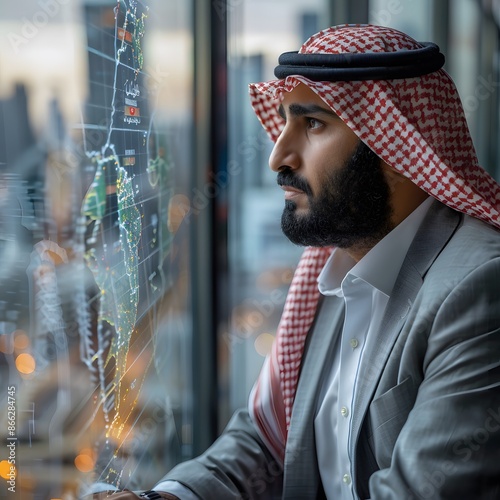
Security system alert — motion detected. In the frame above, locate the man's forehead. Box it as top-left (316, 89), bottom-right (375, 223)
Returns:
top-left (277, 84), bottom-right (338, 116)
top-left (277, 102), bottom-right (340, 120)
top-left (280, 83), bottom-right (331, 110)
top-left (279, 82), bottom-right (323, 101)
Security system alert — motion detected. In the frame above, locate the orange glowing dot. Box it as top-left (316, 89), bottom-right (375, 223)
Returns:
top-left (168, 194), bottom-right (191, 233)
top-left (254, 333), bottom-right (275, 357)
top-left (0, 460), bottom-right (15, 480)
top-left (0, 335), bottom-right (14, 355)
top-left (74, 451), bottom-right (94, 473)
top-left (15, 353), bottom-right (36, 374)
top-left (14, 331), bottom-right (30, 350)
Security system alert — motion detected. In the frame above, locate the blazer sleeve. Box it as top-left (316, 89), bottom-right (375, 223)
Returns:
top-left (159, 409), bottom-right (283, 500)
top-left (367, 258), bottom-right (500, 499)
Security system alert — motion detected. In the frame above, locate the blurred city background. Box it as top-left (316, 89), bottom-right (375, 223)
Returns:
top-left (0, 0), bottom-right (499, 498)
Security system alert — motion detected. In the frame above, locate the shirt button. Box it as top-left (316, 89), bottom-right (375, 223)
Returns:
top-left (350, 338), bottom-right (359, 349)
top-left (341, 406), bottom-right (349, 418)
top-left (343, 473), bottom-right (351, 484)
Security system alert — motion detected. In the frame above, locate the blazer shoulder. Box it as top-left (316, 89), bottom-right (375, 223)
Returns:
top-left (442, 214), bottom-right (500, 265)
top-left (416, 214), bottom-right (500, 305)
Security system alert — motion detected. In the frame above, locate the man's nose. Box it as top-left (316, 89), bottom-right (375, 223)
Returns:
top-left (268, 126), bottom-right (300, 173)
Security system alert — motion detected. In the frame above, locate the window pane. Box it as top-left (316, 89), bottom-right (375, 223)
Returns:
top-left (225, 0), bottom-right (332, 413)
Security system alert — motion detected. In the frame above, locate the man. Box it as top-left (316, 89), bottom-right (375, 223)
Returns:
top-left (95, 24), bottom-right (500, 499)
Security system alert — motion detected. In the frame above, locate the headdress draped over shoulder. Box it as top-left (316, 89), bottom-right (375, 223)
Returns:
top-left (248, 24), bottom-right (500, 462)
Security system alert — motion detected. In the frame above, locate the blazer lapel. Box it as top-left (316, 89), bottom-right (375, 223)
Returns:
top-left (350, 201), bottom-right (462, 454)
top-left (283, 294), bottom-right (345, 499)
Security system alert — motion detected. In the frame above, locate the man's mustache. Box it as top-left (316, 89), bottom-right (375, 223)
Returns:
top-left (277, 169), bottom-right (313, 196)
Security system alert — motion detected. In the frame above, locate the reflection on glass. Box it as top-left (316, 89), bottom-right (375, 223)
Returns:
top-left (0, 1), bottom-right (193, 498)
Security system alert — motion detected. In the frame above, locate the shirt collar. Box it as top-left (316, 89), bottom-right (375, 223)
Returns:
top-left (318, 196), bottom-right (434, 297)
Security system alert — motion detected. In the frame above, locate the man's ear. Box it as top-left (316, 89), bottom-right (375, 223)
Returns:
top-left (380, 160), bottom-right (429, 225)
top-left (380, 160), bottom-right (408, 195)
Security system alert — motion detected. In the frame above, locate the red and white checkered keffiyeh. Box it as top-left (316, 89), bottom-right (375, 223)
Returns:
top-left (248, 24), bottom-right (500, 462)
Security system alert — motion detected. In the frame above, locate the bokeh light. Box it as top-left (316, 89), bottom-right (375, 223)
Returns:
top-left (0, 460), bottom-right (15, 480)
top-left (15, 353), bottom-right (36, 374)
top-left (0, 334), bottom-right (14, 355)
top-left (13, 330), bottom-right (30, 350)
top-left (168, 194), bottom-right (190, 233)
top-left (74, 449), bottom-right (95, 473)
top-left (254, 332), bottom-right (275, 357)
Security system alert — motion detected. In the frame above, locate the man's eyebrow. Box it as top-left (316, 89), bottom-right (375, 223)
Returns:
top-left (278, 103), bottom-right (339, 120)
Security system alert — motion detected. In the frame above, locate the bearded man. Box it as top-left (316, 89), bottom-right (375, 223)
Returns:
top-left (95, 24), bottom-right (500, 500)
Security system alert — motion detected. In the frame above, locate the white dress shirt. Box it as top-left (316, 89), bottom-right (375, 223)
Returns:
top-left (157, 197), bottom-right (434, 499)
top-left (315, 196), bottom-right (433, 499)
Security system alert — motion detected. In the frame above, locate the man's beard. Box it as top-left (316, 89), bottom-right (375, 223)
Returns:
top-left (279, 141), bottom-right (394, 248)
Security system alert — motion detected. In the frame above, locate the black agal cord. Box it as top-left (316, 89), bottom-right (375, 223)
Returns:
top-left (274, 42), bottom-right (445, 81)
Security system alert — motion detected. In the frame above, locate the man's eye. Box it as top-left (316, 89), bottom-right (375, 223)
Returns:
top-left (307, 118), bottom-right (322, 129)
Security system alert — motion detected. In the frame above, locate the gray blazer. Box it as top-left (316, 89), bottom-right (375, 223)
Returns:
top-left (163, 201), bottom-right (500, 499)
